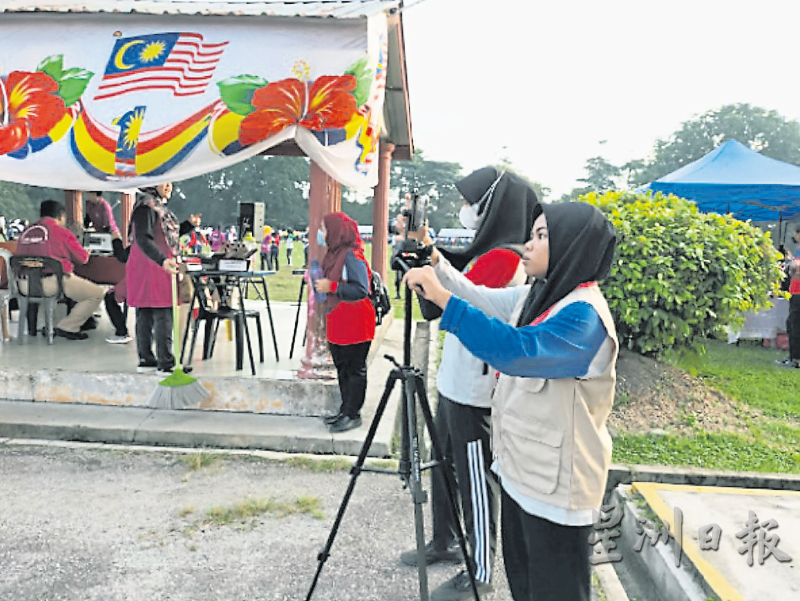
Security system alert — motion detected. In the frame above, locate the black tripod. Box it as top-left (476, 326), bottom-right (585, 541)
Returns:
top-left (305, 280), bottom-right (482, 601)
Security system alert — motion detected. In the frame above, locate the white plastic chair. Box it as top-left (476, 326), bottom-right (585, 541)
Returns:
top-left (0, 248), bottom-right (14, 341)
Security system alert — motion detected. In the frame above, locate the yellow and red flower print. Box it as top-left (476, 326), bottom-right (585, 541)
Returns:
top-left (0, 71), bottom-right (67, 155)
top-left (238, 75), bottom-right (357, 145)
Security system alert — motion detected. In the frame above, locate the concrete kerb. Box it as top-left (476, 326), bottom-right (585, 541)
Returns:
top-left (611, 485), bottom-right (714, 601)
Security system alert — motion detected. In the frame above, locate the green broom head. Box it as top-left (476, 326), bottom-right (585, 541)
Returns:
top-left (157, 368), bottom-right (198, 387)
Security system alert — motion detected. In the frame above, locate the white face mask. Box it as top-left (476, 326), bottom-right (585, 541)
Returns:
top-left (458, 170), bottom-right (505, 231)
top-left (459, 204), bottom-right (482, 230)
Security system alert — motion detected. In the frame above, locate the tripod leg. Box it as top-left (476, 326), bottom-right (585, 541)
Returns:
top-left (305, 369), bottom-right (400, 601)
top-left (414, 373), bottom-right (483, 601)
top-left (404, 375), bottom-right (431, 601)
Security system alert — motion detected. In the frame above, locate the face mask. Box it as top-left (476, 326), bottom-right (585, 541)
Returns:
top-left (459, 204), bottom-right (482, 230)
top-left (317, 229), bottom-right (327, 246)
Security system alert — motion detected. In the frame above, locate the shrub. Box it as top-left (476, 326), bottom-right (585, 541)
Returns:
top-left (578, 190), bottom-right (783, 356)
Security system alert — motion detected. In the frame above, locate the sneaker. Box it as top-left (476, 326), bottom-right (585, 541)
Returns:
top-left (106, 334), bottom-right (132, 344)
top-left (54, 328), bottom-right (88, 341)
top-left (775, 358), bottom-right (800, 369)
top-left (136, 362), bottom-right (158, 373)
top-left (328, 415), bottom-right (362, 433)
top-left (400, 541), bottom-right (464, 567)
top-left (431, 570), bottom-right (492, 601)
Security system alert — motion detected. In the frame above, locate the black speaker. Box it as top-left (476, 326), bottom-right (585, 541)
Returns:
top-left (238, 202), bottom-right (264, 239)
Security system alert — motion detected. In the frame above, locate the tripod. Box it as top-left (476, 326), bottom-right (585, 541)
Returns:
top-left (305, 282), bottom-right (482, 601)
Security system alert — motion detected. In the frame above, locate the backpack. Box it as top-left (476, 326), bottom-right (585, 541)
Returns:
top-left (369, 270), bottom-right (392, 325)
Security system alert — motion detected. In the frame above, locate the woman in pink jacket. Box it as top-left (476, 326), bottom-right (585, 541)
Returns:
top-left (127, 183), bottom-right (180, 374)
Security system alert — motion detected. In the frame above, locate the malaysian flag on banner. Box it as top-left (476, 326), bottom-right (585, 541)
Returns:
top-left (94, 32), bottom-right (228, 101)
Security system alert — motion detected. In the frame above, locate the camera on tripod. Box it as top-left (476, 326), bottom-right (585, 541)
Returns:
top-left (392, 190), bottom-right (432, 273)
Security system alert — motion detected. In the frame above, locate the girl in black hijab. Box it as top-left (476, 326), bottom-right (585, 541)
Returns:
top-left (404, 202), bottom-right (618, 601)
top-left (440, 166), bottom-right (540, 272)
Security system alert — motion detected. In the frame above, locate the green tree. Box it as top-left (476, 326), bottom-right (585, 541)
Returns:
top-left (628, 104), bottom-right (800, 186)
top-left (0, 182), bottom-right (64, 222)
top-left (389, 149), bottom-right (464, 231)
top-left (577, 156), bottom-right (621, 192)
top-left (174, 156), bottom-right (311, 230)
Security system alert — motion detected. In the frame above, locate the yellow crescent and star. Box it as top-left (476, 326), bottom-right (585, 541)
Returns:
top-left (113, 40), bottom-right (144, 70)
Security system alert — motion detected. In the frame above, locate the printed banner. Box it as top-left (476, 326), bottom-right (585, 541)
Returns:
top-left (0, 14), bottom-right (388, 190)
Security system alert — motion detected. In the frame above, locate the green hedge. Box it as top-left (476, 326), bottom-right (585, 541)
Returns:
top-left (578, 190), bottom-right (783, 356)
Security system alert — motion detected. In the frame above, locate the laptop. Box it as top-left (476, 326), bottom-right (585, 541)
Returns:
top-left (83, 231), bottom-right (114, 254)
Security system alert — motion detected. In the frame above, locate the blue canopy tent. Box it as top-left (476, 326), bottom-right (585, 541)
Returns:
top-left (648, 140), bottom-right (800, 229)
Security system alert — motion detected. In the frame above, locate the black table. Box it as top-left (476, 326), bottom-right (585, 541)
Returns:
top-left (181, 269), bottom-right (279, 374)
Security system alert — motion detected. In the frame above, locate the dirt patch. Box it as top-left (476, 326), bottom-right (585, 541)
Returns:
top-left (609, 348), bottom-right (757, 436)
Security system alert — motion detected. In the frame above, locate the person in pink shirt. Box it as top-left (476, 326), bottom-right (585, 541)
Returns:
top-left (778, 225), bottom-right (800, 369)
top-left (14, 200), bottom-right (104, 341)
top-left (83, 191), bottom-right (120, 234)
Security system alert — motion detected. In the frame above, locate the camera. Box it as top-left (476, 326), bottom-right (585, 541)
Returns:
top-left (402, 190), bottom-right (428, 234)
top-left (392, 190), bottom-right (432, 273)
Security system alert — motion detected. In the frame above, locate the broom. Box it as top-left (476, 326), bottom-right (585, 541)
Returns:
top-left (148, 275), bottom-right (211, 409)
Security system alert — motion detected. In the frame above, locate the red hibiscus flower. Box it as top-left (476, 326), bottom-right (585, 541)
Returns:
top-left (0, 71), bottom-right (67, 155)
top-left (238, 75), bottom-right (357, 145)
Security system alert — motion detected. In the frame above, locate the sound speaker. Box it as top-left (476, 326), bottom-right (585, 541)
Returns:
top-left (238, 202), bottom-right (264, 239)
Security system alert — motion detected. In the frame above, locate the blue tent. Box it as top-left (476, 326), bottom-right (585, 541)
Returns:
top-left (648, 139), bottom-right (800, 222)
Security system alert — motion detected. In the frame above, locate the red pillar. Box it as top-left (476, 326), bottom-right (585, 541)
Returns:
top-left (120, 191), bottom-right (135, 243)
top-left (64, 190), bottom-right (82, 230)
top-left (371, 142), bottom-right (394, 282)
top-left (298, 162), bottom-right (342, 379)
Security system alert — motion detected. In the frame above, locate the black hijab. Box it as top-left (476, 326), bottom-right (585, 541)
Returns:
top-left (439, 166), bottom-right (540, 271)
top-left (516, 202), bottom-right (616, 327)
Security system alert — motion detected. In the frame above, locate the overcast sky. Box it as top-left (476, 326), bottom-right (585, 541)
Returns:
top-left (401, 0), bottom-right (800, 198)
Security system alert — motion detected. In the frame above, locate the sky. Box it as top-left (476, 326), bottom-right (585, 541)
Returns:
top-left (401, 0), bottom-right (800, 199)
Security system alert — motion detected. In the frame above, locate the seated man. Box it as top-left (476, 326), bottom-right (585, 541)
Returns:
top-left (15, 200), bottom-right (104, 341)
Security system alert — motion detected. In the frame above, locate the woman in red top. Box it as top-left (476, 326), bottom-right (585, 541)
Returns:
top-left (314, 212), bottom-right (376, 433)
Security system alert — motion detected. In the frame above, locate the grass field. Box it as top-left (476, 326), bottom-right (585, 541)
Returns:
top-left (613, 339), bottom-right (800, 473)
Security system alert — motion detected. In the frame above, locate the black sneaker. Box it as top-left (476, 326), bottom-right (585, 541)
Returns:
top-left (136, 362), bottom-right (158, 374)
top-left (54, 328), bottom-right (88, 341)
top-left (400, 541), bottom-right (464, 567)
top-left (776, 358), bottom-right (800, 369)
top-left (328, 415), bottom-right (362, 433)
top-left (431, 570), bottom-right (492, 601)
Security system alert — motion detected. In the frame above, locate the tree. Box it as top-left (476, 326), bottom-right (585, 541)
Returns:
top-left (577, 156), bottom-right (621, 192)
top-left (0, 182), bottom-right (64, 222)
top-left (628, 104), bottom-right (800, 186)
top-left (388, 149), bottom-right (464, 231)
top-left (174, 155), bottom-right (311, 230)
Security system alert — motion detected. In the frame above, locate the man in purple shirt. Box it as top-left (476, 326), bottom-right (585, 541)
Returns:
top-left (84, 191), bottom-right (120, 234)
top-left (15, 200), bottom-right (104, 341)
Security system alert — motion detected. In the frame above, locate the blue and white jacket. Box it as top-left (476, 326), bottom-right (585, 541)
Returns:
top-left (434, 256), bottom-right (618, 526)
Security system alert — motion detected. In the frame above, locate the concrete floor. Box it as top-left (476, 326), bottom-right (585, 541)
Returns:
top-left (1, 297), bottom-right (306, 380)
top-left (0, 296), bottom-right (361, 416)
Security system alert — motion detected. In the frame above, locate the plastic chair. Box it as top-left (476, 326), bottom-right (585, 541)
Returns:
top-left (0, 248), bottom-right (15, 341)
top-left (9, 255), bottom-right (66, 345)
top-left (181, 275), bottom-right (263, 374)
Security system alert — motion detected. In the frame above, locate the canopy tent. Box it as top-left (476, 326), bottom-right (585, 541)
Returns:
top-left (647, 139), bottom-right (800, 222)
top-left (0, 0), bottom-right (412, 191)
